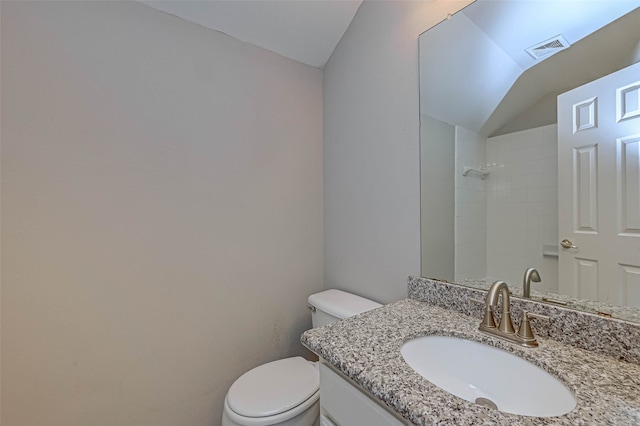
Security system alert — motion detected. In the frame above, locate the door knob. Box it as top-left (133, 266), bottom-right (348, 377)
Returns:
top-left (560, 239), bottom-right (578, 249)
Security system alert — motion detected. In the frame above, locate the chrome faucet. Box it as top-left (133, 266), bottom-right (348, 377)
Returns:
top-left (478, 280), bottom-right (549, 348)
top-left (523, 268), bottom-right (541, 298)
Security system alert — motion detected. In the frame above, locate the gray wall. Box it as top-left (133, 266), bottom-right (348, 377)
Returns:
top-left (1, 2), bottom-right (323, 425)
top-left (323, 0), bottom-right (471, 303)
top-left (420, 115), bottom-right (454, 282)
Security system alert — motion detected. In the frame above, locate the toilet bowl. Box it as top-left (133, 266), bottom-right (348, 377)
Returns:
top-left (222, 357), bottom-right (320, 426)
top-left (222, 290), bottom-right (381, 426)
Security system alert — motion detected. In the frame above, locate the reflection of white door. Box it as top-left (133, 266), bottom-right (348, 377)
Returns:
top-left (558, 62), bottom-right (640, 307)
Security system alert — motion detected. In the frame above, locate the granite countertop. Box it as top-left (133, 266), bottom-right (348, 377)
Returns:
top-left (301, 299), bottom-right (640, 425)
top-left (459, 278), bottom-right (640, 324)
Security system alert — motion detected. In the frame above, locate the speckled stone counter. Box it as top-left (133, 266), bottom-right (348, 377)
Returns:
top-left (458, 277), bottom-right (640, 324)
top-left (301, 298), bottom-right (640, 425)
top-left (409, 276), bottom-right (640, 364)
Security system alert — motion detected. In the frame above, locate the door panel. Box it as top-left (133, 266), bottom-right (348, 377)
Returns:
top-left (574, 144), bottom-right (598, 233)
top-left (574, 257), bottom-right (598, 300)
top-left (617, 135), bottom-right (640, 234)
top-left (558, 62), bottom-right (640, 307)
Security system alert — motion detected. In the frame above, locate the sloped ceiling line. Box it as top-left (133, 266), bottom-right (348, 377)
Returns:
top-left (139, 0), bottom-right (363, 68)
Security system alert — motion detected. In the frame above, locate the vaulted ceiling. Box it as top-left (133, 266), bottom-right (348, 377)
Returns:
top-left (420, 0), bottom-right (640, 136)
top-left (139, 0), bottom-right (640, 136)
top-left (140, 0), bottom-right (362, 68)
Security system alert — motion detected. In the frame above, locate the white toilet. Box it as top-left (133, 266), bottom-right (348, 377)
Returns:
top-left (222, 289), bottom-right (381, 426)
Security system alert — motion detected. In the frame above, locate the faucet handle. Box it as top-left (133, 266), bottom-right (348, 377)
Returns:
top-left (470, 297), bottom-right (499, 329)
top-left (528, 312), bottom-right (551, 322)
top-left (517, 311), bottom-right (536, 341)
top-left (517, 311), bottom-right (550, 346)
top-left (480, 305), bottom-right (497, 329)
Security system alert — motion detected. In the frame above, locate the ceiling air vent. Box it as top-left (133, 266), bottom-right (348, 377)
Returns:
top-left (525, 35), bottom-right (570, 60)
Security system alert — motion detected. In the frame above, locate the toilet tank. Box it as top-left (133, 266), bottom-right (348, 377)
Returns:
top-left (307, 289), bottom-right (382, 328)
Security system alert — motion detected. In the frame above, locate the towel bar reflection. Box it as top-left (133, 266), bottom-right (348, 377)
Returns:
top-left (462, 166), bottom-right (489, 179)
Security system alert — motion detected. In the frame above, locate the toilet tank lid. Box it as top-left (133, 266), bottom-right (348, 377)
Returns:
top-left (307, 289), bottom-right (382, 320)
top-left (227, 357), bottom-right (319, 418)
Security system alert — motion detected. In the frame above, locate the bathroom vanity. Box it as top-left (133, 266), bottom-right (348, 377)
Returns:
top-left (319, 363), bottom-right (407, 426)
top-left (301, 277), bottom-right (640, 425)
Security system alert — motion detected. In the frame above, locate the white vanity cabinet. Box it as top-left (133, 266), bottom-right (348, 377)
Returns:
top-left (319, 362), bottom-right (409, 426)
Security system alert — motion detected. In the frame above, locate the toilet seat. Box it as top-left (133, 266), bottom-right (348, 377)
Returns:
top-left (225, 357), bottom-right (320, 425)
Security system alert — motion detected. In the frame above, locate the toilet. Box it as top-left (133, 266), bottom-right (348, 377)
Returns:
top-left (222, 289), bottom-right (382, 426)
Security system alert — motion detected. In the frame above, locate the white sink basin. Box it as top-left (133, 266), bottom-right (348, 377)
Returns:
top-left (400, 335), bottom-right (576, 417)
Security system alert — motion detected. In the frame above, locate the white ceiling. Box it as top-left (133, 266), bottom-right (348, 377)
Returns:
top-left (140, 0), bottom-right (362, 68)
top-left (420, 0), bottom-right (640, 135)
top-left (463, 0), bottom-right (640, 71)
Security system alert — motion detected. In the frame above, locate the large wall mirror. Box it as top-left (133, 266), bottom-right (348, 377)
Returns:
top-left (419, 0), bottom-right (640, 322)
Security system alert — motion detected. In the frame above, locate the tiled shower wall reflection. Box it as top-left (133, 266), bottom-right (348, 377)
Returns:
top-left (485, 124), bottom-right (559, 292)
top-left (454, 126), bottom-right (487, 280)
